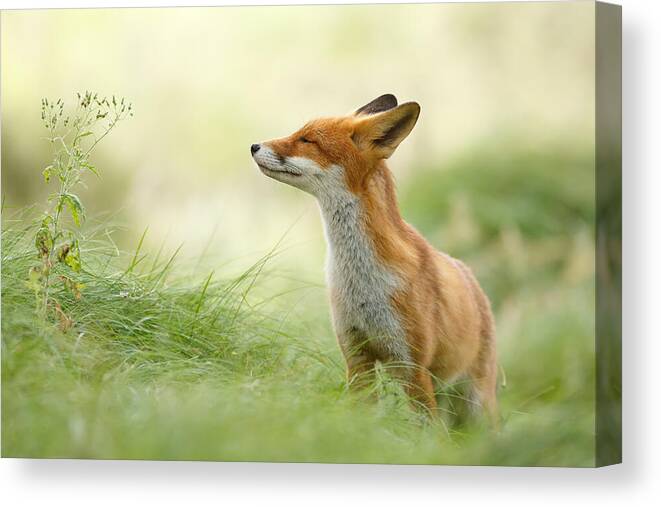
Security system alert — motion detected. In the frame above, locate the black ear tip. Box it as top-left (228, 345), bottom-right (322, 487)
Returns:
top-left (378, 94), bottom-right (398, 110)
top-left (355, 94), bottom-right (399, 115)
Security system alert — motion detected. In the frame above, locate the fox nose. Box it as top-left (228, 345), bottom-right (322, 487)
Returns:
top-left (251, 143), bottom-right (261, 155)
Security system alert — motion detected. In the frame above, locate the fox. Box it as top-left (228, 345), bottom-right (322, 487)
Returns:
top-left (251, 94), bottom-right (497, 422)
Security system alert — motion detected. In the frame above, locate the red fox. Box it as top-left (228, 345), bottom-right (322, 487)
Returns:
top-left (251, 94), bottom-right (497, 422)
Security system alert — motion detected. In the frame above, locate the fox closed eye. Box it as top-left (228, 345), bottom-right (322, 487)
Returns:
top-left (299, 136), bottom-right (315, 144)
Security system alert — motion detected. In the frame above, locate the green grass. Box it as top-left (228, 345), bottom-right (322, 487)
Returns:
top-left (2, 150), bottom-right (597, 466)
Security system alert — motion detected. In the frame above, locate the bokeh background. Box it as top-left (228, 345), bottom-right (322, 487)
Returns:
top-left (2, 3), bottom-right (594, 260)
top-left (2, 2), bottom-right (598, 465)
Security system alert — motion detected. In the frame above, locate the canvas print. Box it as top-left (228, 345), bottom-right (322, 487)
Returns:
top-left (1, 1), bottom-right (621, 466)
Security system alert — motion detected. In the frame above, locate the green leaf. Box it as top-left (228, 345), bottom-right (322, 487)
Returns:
top-left (56, 243), bottom-right (70, 263)
top-left (63, 240), bottom-right (81, 272)
top-left (59, 193), bottom-right (85, 227)
top-left (42, 165), bottom-right (53, 183)
top-left (81, 162), bottom-right (100, 177)
top-left (26, 266), bottom-right (43, 292)
top-left (35, 225), bottom-right (53, 257)
top-left (60, 275), bottom-right (84, 300)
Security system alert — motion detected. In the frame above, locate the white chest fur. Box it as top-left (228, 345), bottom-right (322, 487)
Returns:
top-left (316, 167), bottom-right (409, 363)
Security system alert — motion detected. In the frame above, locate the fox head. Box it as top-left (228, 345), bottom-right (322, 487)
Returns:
top-left (251, 94), bottom-right (420, 197)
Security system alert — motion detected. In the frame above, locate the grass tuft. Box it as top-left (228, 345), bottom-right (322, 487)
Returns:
top-left (2, 148), bottom-right (597, 465)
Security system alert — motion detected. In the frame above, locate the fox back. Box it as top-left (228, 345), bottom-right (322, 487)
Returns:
top-left (251, 94), bottom-right (498, 422)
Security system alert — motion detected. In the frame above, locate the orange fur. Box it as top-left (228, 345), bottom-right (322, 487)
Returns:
top-left (254, 95), bottom-right (498, 423)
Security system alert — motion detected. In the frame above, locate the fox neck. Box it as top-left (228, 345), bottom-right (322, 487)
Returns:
top-left (316, 161), bottom-right (409, 291)
top-left (316, 162), bottom-right (406, 264)
top-left (316, 162), bottom-right (409, 360)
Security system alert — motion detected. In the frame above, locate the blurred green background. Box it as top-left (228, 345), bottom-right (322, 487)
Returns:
top-left (2, 3), bottom-right (594, 263)
top-left (1, 2), bottom-right (598, 465)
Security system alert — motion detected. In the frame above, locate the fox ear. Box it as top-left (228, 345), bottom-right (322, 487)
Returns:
top-left (354, 94), bottom-right (398, 116)
top-left (352, 102), bottom-right (420, 159)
